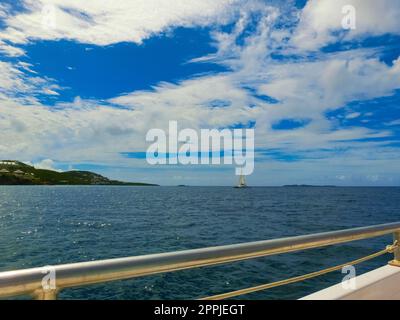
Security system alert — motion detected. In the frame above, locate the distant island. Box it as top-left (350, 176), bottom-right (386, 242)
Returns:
top-left (283, 184), bottom-right (337, 187)
top-left (0, 160), bottom-right (158, 186)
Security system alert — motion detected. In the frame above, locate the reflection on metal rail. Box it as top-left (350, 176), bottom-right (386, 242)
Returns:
top-left (1, 222), bottom-right (400, 300)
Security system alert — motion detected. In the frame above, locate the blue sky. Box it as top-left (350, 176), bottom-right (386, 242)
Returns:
top-left (0, 0), bottom-right (400, 186)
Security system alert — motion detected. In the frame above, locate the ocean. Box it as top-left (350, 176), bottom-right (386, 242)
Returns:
top-left (0, 186), bottom-right (399, 299)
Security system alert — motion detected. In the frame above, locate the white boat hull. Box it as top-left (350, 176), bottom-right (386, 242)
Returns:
top-left (301, 265), bottom-right (400, 300)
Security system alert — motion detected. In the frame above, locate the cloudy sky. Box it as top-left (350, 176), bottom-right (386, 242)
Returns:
top-left (0, 0), bottom-right (399, 186)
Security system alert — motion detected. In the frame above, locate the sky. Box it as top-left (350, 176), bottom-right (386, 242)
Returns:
top-left (0, 0), bottom-right (399, 186)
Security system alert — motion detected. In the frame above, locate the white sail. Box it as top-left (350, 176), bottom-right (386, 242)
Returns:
top-left (239, 174), bottom-right (246, 186)
top-left (236, 171), bottom-right (247, 188)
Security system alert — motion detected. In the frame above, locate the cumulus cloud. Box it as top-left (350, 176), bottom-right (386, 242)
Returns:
top-left (110, 75), bottom-right (259, 130)
top-left (292, 0), bottom-right (400, 51)
top-left (26, 158), bottom-right (62, 171)
top-left (0, 73), bottom-right (261, 163)
top-left (259, 51), bottom-right (400, 111)
top-left (0, 97), bottom-right (143, 162)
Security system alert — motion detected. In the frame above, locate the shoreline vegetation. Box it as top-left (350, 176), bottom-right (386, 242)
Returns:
top-left (0, 160), bottom-right (158, 186)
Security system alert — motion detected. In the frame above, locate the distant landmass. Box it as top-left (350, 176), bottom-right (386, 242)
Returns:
top-left (0, 160), bottom-right (158, 186)
top-left (283, 184), bottom-right (337, 187)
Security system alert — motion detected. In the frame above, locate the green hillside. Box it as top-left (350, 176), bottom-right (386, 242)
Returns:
top-left (0, 161), bottom-right (158, 186)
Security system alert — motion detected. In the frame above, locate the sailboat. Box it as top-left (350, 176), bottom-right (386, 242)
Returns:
top-left (234, 171), bottom-right (248, 188)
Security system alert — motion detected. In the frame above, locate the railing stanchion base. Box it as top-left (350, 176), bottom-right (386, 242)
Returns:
top-left (388, 232), bottom-right (400, 267)
top-left (32, 289), bottom-right (58, 300)
top-left (388, 260), bottom-right (400, 267)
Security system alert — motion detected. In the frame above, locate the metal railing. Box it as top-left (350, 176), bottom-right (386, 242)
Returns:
top-left (1, 222), bottom-right (400, 300)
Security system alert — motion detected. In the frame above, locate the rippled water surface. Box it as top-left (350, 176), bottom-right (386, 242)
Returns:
top-left (1, 186), bottom-right (399, 299)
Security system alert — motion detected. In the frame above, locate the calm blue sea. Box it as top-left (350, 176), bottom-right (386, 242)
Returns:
top-left (1, 186), bottom-right (399, 300)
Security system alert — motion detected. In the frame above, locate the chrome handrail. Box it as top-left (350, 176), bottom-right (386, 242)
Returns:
top-left (1, 222), bottom-right (400, 299)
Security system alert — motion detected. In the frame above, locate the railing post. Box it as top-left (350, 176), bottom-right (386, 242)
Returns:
top-left (389, 231), bottom-right (400, 267)
top-left (32, 289), bottom-right (58, 300)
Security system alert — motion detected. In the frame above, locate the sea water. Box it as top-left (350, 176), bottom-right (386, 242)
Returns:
top-left (0, 186), bottom-right (399, 299)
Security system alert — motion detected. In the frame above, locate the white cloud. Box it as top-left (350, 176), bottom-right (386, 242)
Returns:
top-left (1, 0), bottom-right (400, 185)
top-left (386, 119), bottom-right (400, 126)
top-left (0, 60), bottom-right (60, 98)
top-left (346, 112), bottom-right (361, 119)
top-left (292, 0), bottom-right (400, 51)
top-left (259, 51), bottom-right (400, 110)
top-left (26, 158), bottom-right (62, 172)
top-left (188, 5), bottom-right (400, 153)
top-left (110, 74), bottom-right (259, 131)
top-left (0, 41), bottom-right (25, 56)
top-left (0, 0), bottom-right (239, 56)
top-left (193, 1), bottom-right (280, 73)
